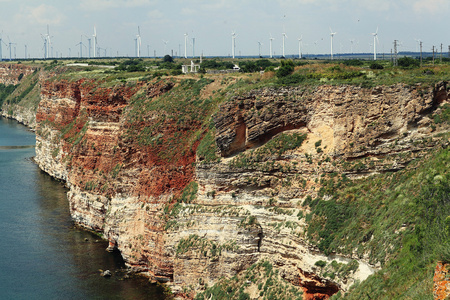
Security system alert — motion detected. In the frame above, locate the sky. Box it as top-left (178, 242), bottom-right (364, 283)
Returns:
top-left (0, 0), bottom-right (449, 59)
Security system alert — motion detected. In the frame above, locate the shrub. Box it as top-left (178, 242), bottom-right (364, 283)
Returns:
top-left (370, 62), bottom-right (384, 70)
top-left (276, 73), bottom-right (305, 85)
top-left (315, 260), bottom-right (327, 268)
top-left (276, 60), bottom-right (295, 77)
top-left (343, 59), bottom-right (364, 66)
top-left (163, 55), bottom-right (174, 63)
top-left (397, 56), bottom-right (420, 68)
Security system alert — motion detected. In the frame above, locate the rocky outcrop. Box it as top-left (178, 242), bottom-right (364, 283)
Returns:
top-left (0, 63), bottom-right (35, 85)
top-left (434, 262), bottom-right (450, 300)
top-left (215, 83), bottom-right (442, 159)
top-left (31, 74), bottom-right (449, 299)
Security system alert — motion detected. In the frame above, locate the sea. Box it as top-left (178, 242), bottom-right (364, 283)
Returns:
top-left (0, 117), bottom-right (165, 300)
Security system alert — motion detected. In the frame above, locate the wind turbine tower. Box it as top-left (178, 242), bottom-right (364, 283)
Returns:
top-left (298, 36), bottom-right (303, 59)
top-left (330, 28), bottom-right (337, 60)
top-left (136, 26), bottom-right (142, 58)
top-left (282, 30), bottom-right (288, 58)
top-left (93, 26), bottom-right (98, 58)
top-left (192, 37), bottom-right (195, 58)
top-left (231, 31), bottom-right (237, 59)
top-left (46, 25), bottom-right (52, 59)
top-left (7, 37), bottom-right (16, 61)
top-left (258, 41), bottom-right (262, 57)
top-left (184, 33), bottom-right (188, 58)
top-left (163, 40), bottom-right (169, 55)
top-left (372, 27), bottom-right (379, 60)
top-left (269, 34), bottom-right (274, 58)
top-left (75, 36), bottom-right (84, 58)
top-left (0, 36), bottom-right (5, 61)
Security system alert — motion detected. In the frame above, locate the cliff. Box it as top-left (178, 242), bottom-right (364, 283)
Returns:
top-left (0, 63), bottom-right (39, 128)
top-left (3, 63), bottom-right (449, 299)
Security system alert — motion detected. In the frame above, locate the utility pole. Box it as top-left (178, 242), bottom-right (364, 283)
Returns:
top-left (432, 46), bottom-right (435, 65)
top-left (393, 40), bottom-right (399, 66)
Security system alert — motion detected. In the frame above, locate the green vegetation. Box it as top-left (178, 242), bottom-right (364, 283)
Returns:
top-left (116, 59), bottom-right (146, 72)
top-left (196, 127), bottom-right (220, 163)
top-left (125, 77), bottom-right (223, 163)
top-left (306, 146), bottom-right (449, 299)
top-left (276, 59), bottom-right (295, 77)
top-left (1, 69), bottom-right (40, 113)
top-left (434, 103), bottom-right (450, 124)
top-left (176, 234), bottom-right (238, 257)
top-left (177, 181), bottom-right (198, 204)
top-left (229, 132), bottom-right (307, 169)
top-left (0, 84), bottom-right (17, 106)
top-left (194, 260), bottom-right (303, 300)
top-left (200, 59), bottom-right (235, 70)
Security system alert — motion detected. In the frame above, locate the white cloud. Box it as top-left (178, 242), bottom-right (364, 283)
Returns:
top-left (413, 0), bottom-right (450, 14)
top-left (147, 9), bottom-right (164, 19)
top-left (16, 4), bottom-right (65, 26)
top-left (181, 7), bottom-right (196, 16)
top-left (80, 0), bottom-right (156, 10)
top-left (352, 0), bottom-right (392, 12)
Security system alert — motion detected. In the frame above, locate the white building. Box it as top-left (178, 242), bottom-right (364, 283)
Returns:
top-left (182, 60), bottom-right (200, 73)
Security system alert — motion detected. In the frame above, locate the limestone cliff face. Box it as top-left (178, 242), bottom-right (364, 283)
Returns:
top-left (32, 75), bottom-right (449, 299)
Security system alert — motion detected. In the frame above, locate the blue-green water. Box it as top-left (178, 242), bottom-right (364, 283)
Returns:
top-left (0, 117), bottom-right (165, 300)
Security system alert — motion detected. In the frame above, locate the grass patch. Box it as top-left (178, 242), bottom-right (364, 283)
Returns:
top-left (194, 260), bottom-right (303, 300)
top-left (307, 146), bottom-right (449, 299)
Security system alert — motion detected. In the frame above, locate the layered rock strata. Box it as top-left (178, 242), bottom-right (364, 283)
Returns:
top-left (32, 76), bottom-right (449, 299)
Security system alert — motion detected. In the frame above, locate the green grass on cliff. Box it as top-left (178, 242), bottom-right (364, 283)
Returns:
top-left (194, 260), bottom-right (304, 300)
top-left (305, 146), bottom-right (450, 299)
top-left (125, 77), bottom-right (222, 163)
top-left (0, 69), bottom-right (40, 114)
top-left (0, 84), bottom-right (17, 107)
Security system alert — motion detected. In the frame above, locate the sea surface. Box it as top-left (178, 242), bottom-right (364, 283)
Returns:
top-left (0, 117), bottom-right (165, 300)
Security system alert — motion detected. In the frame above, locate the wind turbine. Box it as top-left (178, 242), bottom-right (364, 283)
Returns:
top-left (191, 36), bottom-right (196, 58)
top-left (163, 40), bottom-right (169, 55)
top-left (258, 41), bottom-right (263, 57)
top-left (136, 26), bottom-right (142, 58)
top-left (0, 34), bottom-right (6, 61)
top-left (231, 31), bottom-right (237, 59)
top-left (46, 25), bottom-right (52, 58)
top-left (282, 28), bottom-right (287, 58)
top-left (269, 33), bottom-right (274, 58)
top-left (75, 36), bottom-right (85, 58)
top-left (93, 26), bottom-right (98, 58)
top-left (414, 38), bottom-right (421, 53)
top-left (350, 39), bottom-right (355, 54)
top-left (7, 37), bottom-right (16, 61)
top-left (40, 26), bottom-right (51, 59)
top-left (330, 27), bottom-right (337, 60)
top-left (372, 27), bottom-right (379, 60)
top-left (184, 33), bottom-right (188, 58)
top-left (298, 36), bottom-right (303, 59)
